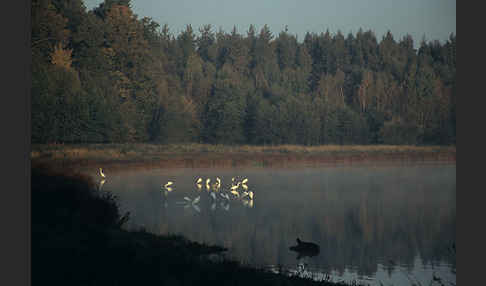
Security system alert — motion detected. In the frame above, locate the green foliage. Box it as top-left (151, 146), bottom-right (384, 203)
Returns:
top-left (31, 1), bottom-right (456, 146)
top-left (380, 117), bottom-right (419, 145)
top-left (203, 64), bottom-right (247, 144)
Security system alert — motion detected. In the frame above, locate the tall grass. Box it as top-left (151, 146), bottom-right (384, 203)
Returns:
top-left (32, 143), bottom-right (456, 160)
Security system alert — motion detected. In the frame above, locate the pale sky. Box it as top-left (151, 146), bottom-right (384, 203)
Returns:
top-left (83, 0), bottom-right (456, 47)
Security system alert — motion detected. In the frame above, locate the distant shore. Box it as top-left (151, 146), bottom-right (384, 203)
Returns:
top-left (31, 143), bottom-right (456, 172)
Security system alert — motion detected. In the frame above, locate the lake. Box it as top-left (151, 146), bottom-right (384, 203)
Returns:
top-left (98, 162), bottom-right (456, 286)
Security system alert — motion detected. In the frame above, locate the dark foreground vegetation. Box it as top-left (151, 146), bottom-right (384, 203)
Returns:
top-left (32, 0), bottom-right (455, 146)
top-left (32, 165), bottom-right (351, 286)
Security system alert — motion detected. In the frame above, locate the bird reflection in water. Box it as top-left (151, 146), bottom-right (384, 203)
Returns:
top-left (98, 179), bottom-right (106, 191)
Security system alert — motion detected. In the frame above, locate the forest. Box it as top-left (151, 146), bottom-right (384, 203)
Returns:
top-left (32, 0), bottom-right (456, 146)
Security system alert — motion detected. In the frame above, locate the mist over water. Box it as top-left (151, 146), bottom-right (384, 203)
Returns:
top-left (101, 163), bottom-right (456, 286)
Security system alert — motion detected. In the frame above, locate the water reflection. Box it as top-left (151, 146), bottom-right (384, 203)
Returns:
top-left (101, 164), bottom-right (456, 286)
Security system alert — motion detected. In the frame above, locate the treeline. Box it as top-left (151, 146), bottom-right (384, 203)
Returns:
top-left (32, 0), bottom-right (456, 145)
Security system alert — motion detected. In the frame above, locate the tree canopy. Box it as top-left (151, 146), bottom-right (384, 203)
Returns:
top-left (32, 0), bottom-right (456, 145)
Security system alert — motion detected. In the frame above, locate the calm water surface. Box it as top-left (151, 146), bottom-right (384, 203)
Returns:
top-left (99, 163), bottom-right (456, 286)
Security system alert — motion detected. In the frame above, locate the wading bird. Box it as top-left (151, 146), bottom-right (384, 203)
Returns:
top-left (165, 181), bottom-right (173, 188)
top-left (230, 182), bottom-right (241, 191)
top-left (206, 178), bottom-right (211, 190)
top-left (196, 177), bottom-right (203, 185)
top-left (230, 189), bottom-right (240, 198)
top-left (99, 168), bottom-right (106, 178)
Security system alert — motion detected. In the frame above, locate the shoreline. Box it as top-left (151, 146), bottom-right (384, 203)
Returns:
top-left (31, 143), bottom-right (456, 172)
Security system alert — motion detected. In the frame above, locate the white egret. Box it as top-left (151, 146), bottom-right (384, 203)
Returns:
top-left (99, 168), bottom-right (106, 178)
top-left (242, 178), bottom-right (248, 184)
top-left (196, 177), bottom-right (203, 184)
top-left (206, 178), bottom-right (211, 190)
top-left (165, 187), bottom-right (173, 193)
top-left (216, 177), bottom-right (221, 186)
top-left (165, 181), bottom-right (173, 188)
top-left (241, 184), bottom-right (248, 191)
top-left (249, 191), bottom-right (254, 200)
top-left (231, 182), bottom-right (241, 191)
top-left (230, 190), bottom-right (240, 198)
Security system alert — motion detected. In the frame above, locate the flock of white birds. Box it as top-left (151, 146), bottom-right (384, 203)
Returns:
top-left (164, 176), bottom-right (255, 212)
top-left (98, 168), bottom-right (254, 212)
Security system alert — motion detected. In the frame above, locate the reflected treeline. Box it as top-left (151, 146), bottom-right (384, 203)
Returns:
top-left (105, 165), bottom-right (456, 280)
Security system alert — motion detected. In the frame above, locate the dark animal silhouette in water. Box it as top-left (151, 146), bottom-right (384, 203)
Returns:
top-left (289, 238), bottom-right (320, 259)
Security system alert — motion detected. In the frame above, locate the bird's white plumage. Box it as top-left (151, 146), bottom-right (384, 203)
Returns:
top-left (99, 168), bottom-right (106, 178)
top-left (165, 181), bottom-right (173, 188)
